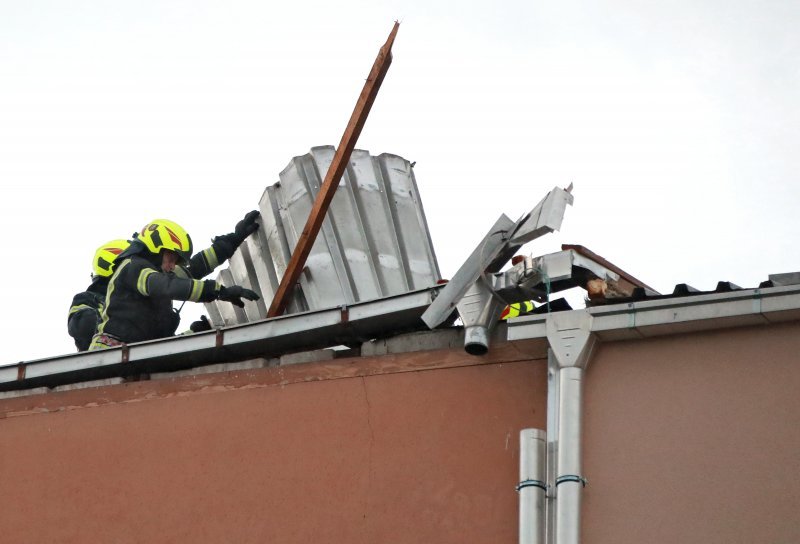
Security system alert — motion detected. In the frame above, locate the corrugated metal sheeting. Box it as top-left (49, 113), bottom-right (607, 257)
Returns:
top-left (206, 146), bottom-right (441, 326)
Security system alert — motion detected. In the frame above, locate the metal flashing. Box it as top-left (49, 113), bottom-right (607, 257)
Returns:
top-left (0, 366), bottom-right (18, 386)
top-left (1, 286), bottom-right (443, 393)
top-left (767, 271), bottom-right (800, 287)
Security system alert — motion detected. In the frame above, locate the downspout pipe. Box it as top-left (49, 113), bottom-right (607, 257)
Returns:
top-left (518, 429), bottom-right (547, 544)
top-left (554, 366), bottom-right (585, 544)
top-left (456, 279), bottom-right (506, 355)
top-left (545, 312), bottom-right (596, 544)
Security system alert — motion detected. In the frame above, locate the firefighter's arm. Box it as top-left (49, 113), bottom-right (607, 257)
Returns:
top-left (184, 210), bottom-right (260, 279)
top-left (137, 268), bottom-right (221, 303)
top-left (137, 268), bottom-right (260, 306)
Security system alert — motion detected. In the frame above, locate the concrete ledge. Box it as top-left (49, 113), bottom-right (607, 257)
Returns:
top-left (151, 358), bottom-right (276, 380)
top-left (0, 387), bottom-right (50, 400)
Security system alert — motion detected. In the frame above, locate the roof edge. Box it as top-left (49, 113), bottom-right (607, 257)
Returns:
top-left (508, 284), bottom-right (800, 342)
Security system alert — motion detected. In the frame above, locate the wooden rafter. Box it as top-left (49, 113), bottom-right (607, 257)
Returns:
top-left (267, 22), bottom-right (400, 317)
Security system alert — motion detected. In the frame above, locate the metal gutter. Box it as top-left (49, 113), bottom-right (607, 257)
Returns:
top-left (0, 286), bottom-right (443, 393)
top-left (507, 284), bottom-right (800, 343)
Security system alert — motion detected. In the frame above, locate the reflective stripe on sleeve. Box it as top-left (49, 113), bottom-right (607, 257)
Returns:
top-left (204, 247), bottom-right (219, 270)
top-left (189, 280), bottom-right (204, 302)
top-left (69, 304), bottom-right (94, 316)
top-left (137, 268), bottom-right (157, 296)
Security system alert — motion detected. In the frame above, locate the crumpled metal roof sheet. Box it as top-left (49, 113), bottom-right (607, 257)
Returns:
top-left (206, 146), bottom-right (441, 325)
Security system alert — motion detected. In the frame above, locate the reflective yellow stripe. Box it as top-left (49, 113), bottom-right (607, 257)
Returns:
top-left (137, 268), bottom-right (157, 296)
top-left (204, 247), bottom-right (219, 270)
top-left (502, 301), bottom-right (536, 320)
top-left (68, 304), bottom-right (93, 316)
top-left (88, 339), bottom-right (108, 351)
top-left (503, 304), bottom-right (521, 320)
top-left (96, 259), bottom-right (128, 335)
top-left (189, 280), bottom-right (204, 302)
top-left (88, 336), bottom-right (113, 351)
top-left (88, 334), bottom-right (105, 351)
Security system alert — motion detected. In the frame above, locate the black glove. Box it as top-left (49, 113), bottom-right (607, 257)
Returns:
top-left (189, 315), bottom-right (213, 333)
top-left (210, 211), bottom-right (261, 263)
top-left (233, 210), bottom-right (260, 245)
top-left (218, 285), bottom-right (260, 308)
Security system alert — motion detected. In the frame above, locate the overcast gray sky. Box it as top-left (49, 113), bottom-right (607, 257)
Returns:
top-left (2, 0), bottom-right (798, 364)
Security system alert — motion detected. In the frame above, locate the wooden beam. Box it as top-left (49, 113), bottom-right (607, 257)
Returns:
top-left (561, 244), bottom-right (660, 294)
top-left (267, 22), bottom-right (400, 317)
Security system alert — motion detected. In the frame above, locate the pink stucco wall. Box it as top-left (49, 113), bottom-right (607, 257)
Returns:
top-left (2, 322), bottom-right (799, 543)
top-left (583, 321), bottom-right (800, 543)
top-left (0, 345), bottom-right (547, 543)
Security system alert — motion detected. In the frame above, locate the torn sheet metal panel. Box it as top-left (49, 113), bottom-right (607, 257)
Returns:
top-left (228, 242), bottom-right (267, 321)
top-left (241, 228), bottom-right (281, 314)
top-left (279, 147), bottom-right (358, 309)
top-left (422, 214), bottom-right (517, 329)
top-left (450, 248), bottom-right (622, 355)
top-left (423, 185), bottom-right (574, 330)
top-left (377, 153), bottom-right (440, 290)
top-left (258, 185), bottom-right (309, 316)
top-left (509, 185), bottom-right (574, 245)
top-left (205, 146), bottom-right (440, 326)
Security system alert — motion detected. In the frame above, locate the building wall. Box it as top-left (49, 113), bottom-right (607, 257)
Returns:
top-left (583, 321), bottom-right (800, 544)
top-left (0, 342), bottom-right (547, 544)
top-left (3, 322), bottom-right (799, 543)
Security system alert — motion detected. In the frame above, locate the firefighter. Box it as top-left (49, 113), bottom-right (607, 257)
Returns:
top-left (89, 215), bottom-right (261, 350)
top-left (68, 211), bottom-right (261, 352)
top-left (67, 239), bottom-right (131, 351)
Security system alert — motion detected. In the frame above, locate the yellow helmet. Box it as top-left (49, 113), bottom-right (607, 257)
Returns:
top-left (92, 239), bottom-right (131, 278)
top-left (138, 219), bottom-right (193, 263)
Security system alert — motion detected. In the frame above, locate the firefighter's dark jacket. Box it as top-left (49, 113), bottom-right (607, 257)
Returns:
top-left (67, 276), bottom-right (109, 351)
top-left (90, 236), bottom-right (240, 345)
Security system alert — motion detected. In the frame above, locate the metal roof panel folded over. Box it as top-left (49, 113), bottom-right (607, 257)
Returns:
top-left (206, 146), bottom-right (441, 325)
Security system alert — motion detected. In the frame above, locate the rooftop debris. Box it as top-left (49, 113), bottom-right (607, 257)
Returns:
top-left (422, 185), bottom-right (575, 331)
top-left (205, 147), bottom-right (439, 327)
top-left (561, 244), bottom-right (659, 297)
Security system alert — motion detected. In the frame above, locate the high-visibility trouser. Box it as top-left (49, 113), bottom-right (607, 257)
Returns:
top-left (500, 300), bottom-right (535, 320)
top-left (89, 333), bottom-right (124, 351)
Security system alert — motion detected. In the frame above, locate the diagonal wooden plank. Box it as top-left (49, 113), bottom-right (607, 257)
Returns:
top-left (267, 22), bottom-right (400, 317)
